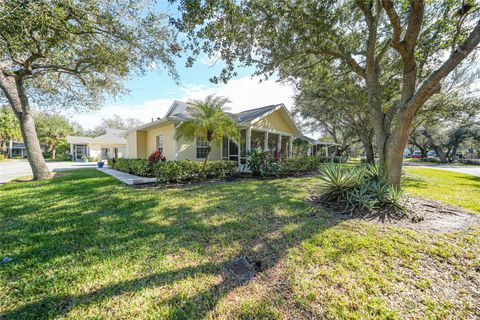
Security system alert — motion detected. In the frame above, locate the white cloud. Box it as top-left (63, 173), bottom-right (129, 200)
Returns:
top-left (72, 76), bottom-right (296, 129)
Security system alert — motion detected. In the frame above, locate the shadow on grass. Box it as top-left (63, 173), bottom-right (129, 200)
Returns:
top-left (0, 169), bottom-right (337, 319)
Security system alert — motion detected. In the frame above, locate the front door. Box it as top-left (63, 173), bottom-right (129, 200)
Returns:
top-left (75, 145), bottom-right (85, 161)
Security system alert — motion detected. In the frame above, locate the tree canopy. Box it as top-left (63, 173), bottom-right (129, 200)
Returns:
top-left (35, 112), bottom-right (74, 159)
top-left (89, 115), bottom-right (144, 136)
top-left (170, 0), bottom-right (480, 185)
top-left (0, 0), bottom-right (177, 179)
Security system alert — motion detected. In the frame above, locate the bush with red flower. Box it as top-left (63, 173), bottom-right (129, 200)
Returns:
top-left (148, 150), bottom-right (166, 164)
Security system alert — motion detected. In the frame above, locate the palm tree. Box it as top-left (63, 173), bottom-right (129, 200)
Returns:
top-left (0, 105), bottom-right (21, 157)
top-left (176, 95), bottom-right (240, 172)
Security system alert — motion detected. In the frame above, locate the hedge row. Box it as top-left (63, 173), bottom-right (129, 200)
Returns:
top-left (109, 156), bottom-right (347, 183)
top-left (109, 158), bottom-right (237, 183)
top-left (155, 160), bottom-right (238, 183)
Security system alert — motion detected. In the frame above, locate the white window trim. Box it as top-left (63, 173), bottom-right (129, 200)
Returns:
top-left (196, 136), bottom-right (208, 159)
top-left (156, 135), bottom-right (164, 153)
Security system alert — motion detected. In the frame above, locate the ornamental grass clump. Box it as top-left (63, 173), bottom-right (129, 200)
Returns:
top-left (317, 163), bottom-right (407, 218)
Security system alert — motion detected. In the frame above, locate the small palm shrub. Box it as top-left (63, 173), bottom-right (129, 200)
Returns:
top-left (317, 163), bottom-right (406, 215)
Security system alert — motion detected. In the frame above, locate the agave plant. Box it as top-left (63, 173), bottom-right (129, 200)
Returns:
top-left (365, 163), bottom-right (381, 181)
top-left (382, 185), bottom-right (405, 211)
top-left (318, 164), bottom-right (361, 202)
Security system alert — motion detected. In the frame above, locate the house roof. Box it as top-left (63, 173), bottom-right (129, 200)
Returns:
top-left (135, 101), bottom-right (303, 136)
top-left (298, 135), bottom-right (338, 146)
top-left (67, 128), bottom-right (127, 145)
top-left (235, 104), bottom-right (280, 122)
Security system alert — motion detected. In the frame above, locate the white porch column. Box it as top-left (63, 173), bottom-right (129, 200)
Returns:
top-left (173, 125), bottom-right (178, 160)
top-left (70, 144), bottom-right (75, 161)
top-left (264, 130), bottom-right (269, 151)
top-left (307, 145), bottom-right (312, 157)
top-left (288, 136), bottom-right (293, 158)
top-left (325, 144), bottom-right (329, 157)
top-left (277, 134), bottom-right (282, 154)
top-left (236, 141), bottom-right (241, 166)
top-left (8, 139), bottom-right (12, 158)
top-left (246, 128), bottom-right (251, 153)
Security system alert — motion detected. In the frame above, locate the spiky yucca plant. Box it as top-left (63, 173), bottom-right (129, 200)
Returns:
top-left (318, 164), bottom-right (361, 202)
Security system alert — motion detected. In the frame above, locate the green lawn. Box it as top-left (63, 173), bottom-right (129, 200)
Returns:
top-left (403, 167), bottom-right (480, 212)
top-left (1, 168), bottom-right (479, 319)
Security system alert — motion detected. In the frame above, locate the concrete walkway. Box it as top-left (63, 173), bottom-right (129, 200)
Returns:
top-left (403, 162), bottom-right (480, 177)
top-left (97, 167), bottom-right (157, 185)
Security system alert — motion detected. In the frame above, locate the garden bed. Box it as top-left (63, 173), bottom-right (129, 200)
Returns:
top-left (308, 195), bottom-right (479, 233)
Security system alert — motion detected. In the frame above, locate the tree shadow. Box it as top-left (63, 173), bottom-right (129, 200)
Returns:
top-left (1, 170), bottom-right (341, 318)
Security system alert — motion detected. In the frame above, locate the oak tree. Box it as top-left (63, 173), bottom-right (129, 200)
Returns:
top-left (0, 0), bottom-right (176, 179)
top-left (170, 0), bottom-right (480, 186)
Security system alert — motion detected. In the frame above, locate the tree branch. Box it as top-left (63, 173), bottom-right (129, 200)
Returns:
top-left (406, 18), bottom-right (480, 115)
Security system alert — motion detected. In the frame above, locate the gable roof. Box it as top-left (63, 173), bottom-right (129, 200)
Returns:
top-left (135, 101), bottom-right (303, 136)
top-left (235, 104), bottom-right (280, 122)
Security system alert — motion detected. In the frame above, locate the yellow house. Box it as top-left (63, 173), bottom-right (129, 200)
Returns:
top-left (126, 101), bottom-right (303, 164)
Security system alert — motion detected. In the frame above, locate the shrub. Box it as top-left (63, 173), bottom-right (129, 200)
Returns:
top-left (154, 160), bottom-right (237, 183)
top-left (459, 159), bottom-right (480, 165)
top-left (114, 158), bottom-right (131, 173)
top-left (317, 163), bottom-right (406, 214)
top-left (247, 149), bottom-right (282, 177)
top-left (0, 154), bottom-right (4, 160)
top-left (107, 158), bottom-right (116, 168)
top-left (282, 156), bottom-right (323, 173)
top-left (204, 161), bottom-right (237, 179)
top-left (129, 159), bottom-right (154, 177)
top-left (318, 164), bottom-right (362, 202)
top-left (148, 150), bottom-right (166, 164)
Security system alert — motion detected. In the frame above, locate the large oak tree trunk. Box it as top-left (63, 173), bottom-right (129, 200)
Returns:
top-left (363, 140), bottom-right (375, 164)
top-left (0, 73), bottom-right (50, 179)
top-left (373, 111), bottom-right (413, 187)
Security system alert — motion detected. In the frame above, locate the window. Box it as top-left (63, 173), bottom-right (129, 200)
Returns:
top-left (156, 135), bottom-right (164, 153)
top-left (196, 137), bottom-right (208, 159)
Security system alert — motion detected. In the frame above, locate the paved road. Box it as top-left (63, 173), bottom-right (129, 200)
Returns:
top-left (403, 161), bottom-right (480, 177)
top-left (0, 160), bottom-right (96, 184)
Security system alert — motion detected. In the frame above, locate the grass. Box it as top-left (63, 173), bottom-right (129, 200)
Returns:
top-left (403, 158), bottom-right (478, 166)
top-left (1, 168), bottom-right (479, 319)
top-left (403, 167), bottom-right (480, 212)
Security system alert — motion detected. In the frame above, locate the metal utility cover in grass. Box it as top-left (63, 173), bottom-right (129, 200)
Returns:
top-left (224, 256), bottom-right (254, 285)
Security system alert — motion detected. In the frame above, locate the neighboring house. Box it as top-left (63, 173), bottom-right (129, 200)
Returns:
top-left (297, 136), bottom-right (338, 157)
top-left (6, 142), bottom-right (45, 158)
top-left (67, 128), bottom-right (127, 162)
top-left (126, 101), bottom-right (303, 164)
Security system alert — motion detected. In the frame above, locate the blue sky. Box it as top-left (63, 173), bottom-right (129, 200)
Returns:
top-left (74, 55), bottom-right (296, 130)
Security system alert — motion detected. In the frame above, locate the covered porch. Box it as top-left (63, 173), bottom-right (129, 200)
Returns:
top-left (221, 127), bottom-right (294, 165)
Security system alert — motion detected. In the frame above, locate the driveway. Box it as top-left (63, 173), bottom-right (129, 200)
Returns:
top-left (403, 161), bottom-right (480, 177)
top-left (0, 160), bottom-right (96, 184)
